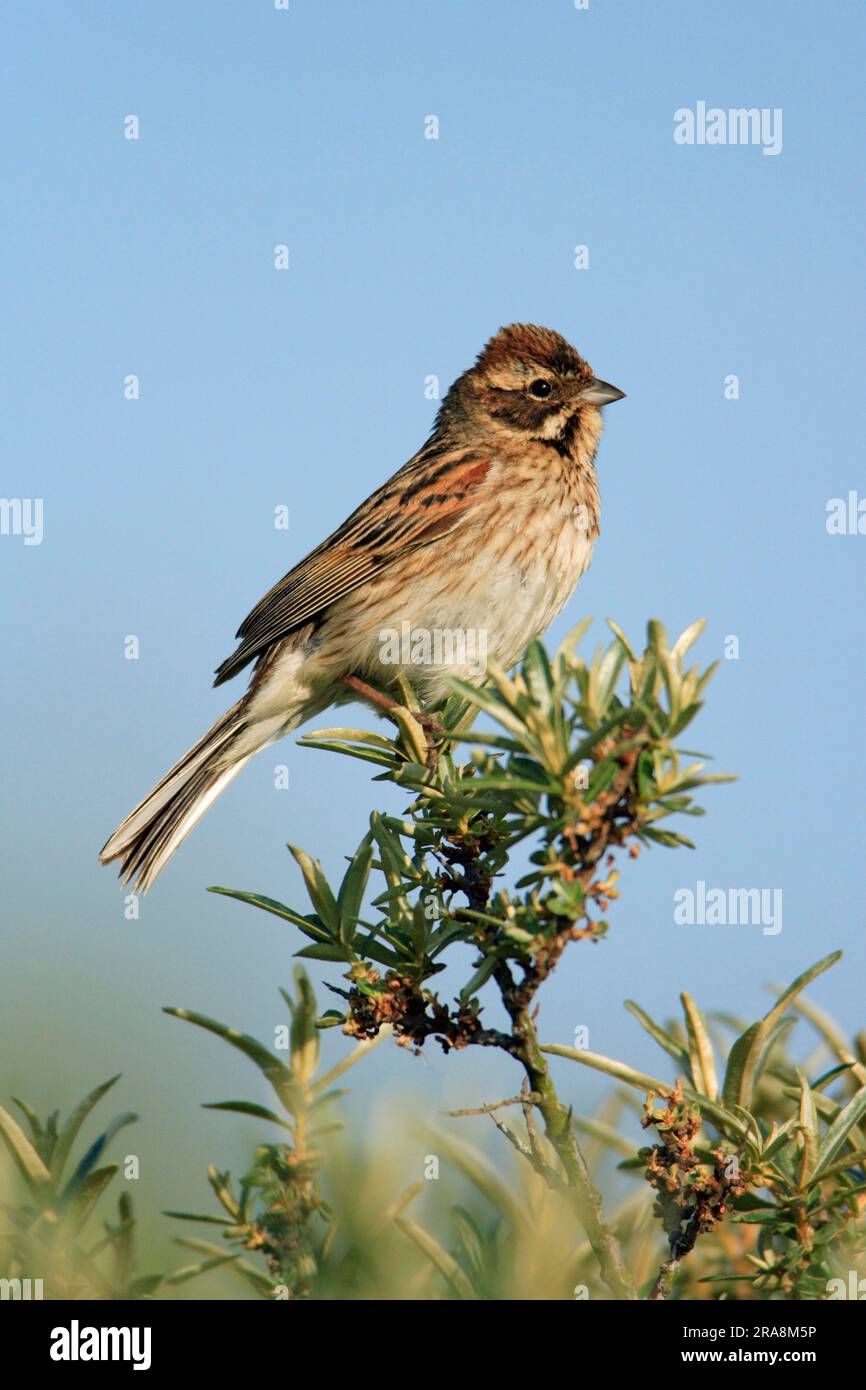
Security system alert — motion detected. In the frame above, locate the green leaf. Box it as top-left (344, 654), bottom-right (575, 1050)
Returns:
top-left (0, 1104), bottom-right (54, 1191)
top-left (308, 1031), bottom-right (389, 1099)
top-left (201, 1101), bottom-right (292, 1131)
top-left (424, 1130), bottom-right (529, 1233)
top-left (64, 1164), bottom-right (118, 1231)
top-left (809, 1062), bottom-right (856, 1092)
top-left (671, 618), bottom-right (707, 659)
top-left (451, 1206), bottom-right (488, 1288)
top-left (299, 726), bottom-right (398, 750)
top-left (572, 1115), bottom-right (635, 1159)
top-left (174, 1236), bottom-right (272, 1293)
top-left (128, 1274), bottom-right (166, 1297)
top-left (163, 1211), bottom-right (232, 1226)
top-left (814, 1083), bottom-right (866, 1176)
top-left (807, 1151), bottom-right (866, 1187)
top-left (164, 1008), bottom-right (302, 1116)
top-left (370, 811), bottom-right (419, 886)
top-left (796, 1071), bottom-right (818, 1185)
top-left (61, 1112), bottom-right (138, 1199)
top-left (297, 738), bottom-right (399, 769)
top-left (209, 887), bottom-right (334, 943)
top-left (760, 1114), bottom-right (801, 1161)
top-left (594, 641), bottom-right (627, 714)
top-left (681, 992), bottom-right (719, 1100)
top-left (624, 1001), bottom-right (690, 1070)
top-left (447, 677), bottom-right (534, 742)
top-left (765, 986), bottom-right (866, 1090)
top-left (315, 1010), bottom-right (346, 1030)
top-left (459, 954), bottom-right (500, 1004)
top-left (164, 1252), bottom-right (240, 1285)
top-left (337, 834), bottom-right (374, 947)
top-left (721, 952), bottom-right (841, 1111)
top-left (647, 619), bottom-right (669, 659)
top-left (394, 1216), bottom-right (478, 1299)
top-left (204, 1166), bottom-right (241, 1220)
top-left (286, 966), bottom-right (320, 1084)
top-left (11, 1097), bottom-right (45, 1154)
top-left (542, 1044), bottom-right (747, 1138)
top-left (350, 934), bottom-right (405, 968)
top-left (543, 1044), bottom-right (668, 1095)
top-left (294, 941), bottom-right (353, 962)
top-left (49, 1075), bottom-right (122, 1181)
top-left (287, 845), bottom-right (340, 934)
top-left (721, 1021), bottom-right (763, 1111)
top-left (558, 615), bottom-right (595, 663)
top-left (523, 641), bottom-right (556, 714)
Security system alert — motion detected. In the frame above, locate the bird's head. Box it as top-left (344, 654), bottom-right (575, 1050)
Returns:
top-left (441, 323), bottom-right (624, 452)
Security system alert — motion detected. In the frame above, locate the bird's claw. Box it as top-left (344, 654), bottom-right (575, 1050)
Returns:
top-left (415, 711), bottom-right (446, 772)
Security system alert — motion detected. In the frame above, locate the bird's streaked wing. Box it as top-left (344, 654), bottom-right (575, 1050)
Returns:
top-left (213, 444), bottom-right (491, 685)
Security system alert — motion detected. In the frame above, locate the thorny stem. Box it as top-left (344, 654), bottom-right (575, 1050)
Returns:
top-left (342, 685), bottom-right (642, 1298)
top-left (493, 960), bottom-right (638, 1301)
top-left (650, 1258), bottom-right (680, 1301)
top-left (474, 753), bottom-right (641, 1299)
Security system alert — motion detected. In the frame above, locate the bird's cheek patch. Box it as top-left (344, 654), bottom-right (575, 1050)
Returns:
top-left (538, 408), bottom-right (571, 440)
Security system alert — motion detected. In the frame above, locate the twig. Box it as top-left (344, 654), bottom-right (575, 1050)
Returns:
top-left (442, 1093), bottom-right (541, 1118)
top-left (487, 964), bottom-right (637, 1298)
top-left (488, 1115), bottom-right (535, 1162)
top-left (650, 1257), bottom-right (680, 1300)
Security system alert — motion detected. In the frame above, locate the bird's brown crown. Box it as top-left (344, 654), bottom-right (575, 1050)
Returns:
top-left (474, 323), bottom-right (593, 386)
top-left (435, 323), bottom-right (599, 446)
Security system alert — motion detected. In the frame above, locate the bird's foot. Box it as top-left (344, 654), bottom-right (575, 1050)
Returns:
top-left (415, 711), bottom-right (446, 772)
top-left (341, 674), bottom-right (444, 771)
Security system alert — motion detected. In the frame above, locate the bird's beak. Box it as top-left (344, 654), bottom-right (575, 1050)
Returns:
top-left (579, 377), bottom-right (626, 406)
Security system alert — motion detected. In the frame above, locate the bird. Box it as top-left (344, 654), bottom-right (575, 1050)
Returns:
top-left (100, 324), bottom-right (624, 892)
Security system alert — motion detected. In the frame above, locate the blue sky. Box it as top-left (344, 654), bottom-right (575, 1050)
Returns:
top-left (1, 1), bottom-right (864, 1235)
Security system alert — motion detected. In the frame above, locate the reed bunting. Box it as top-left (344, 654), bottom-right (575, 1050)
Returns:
top-left (101, 324), bottom-right (624, 891)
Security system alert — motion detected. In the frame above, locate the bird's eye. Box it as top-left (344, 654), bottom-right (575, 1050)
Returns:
top-left (528, 378), bottom-right (553, 399)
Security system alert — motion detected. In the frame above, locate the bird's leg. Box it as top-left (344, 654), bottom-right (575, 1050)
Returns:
top-left (415, 711), bottom-right (446, 772)
top-left (341, 674), bottom-right (444, 770)
top-left (341, 673), bottom-right (400, 714)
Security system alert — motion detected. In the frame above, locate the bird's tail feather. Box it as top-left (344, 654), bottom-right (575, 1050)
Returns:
top-left (100, 698), bottom-right (257, 893)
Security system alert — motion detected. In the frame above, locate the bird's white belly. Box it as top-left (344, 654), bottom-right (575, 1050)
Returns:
top-left (353, 521), bottom-right (596, 701)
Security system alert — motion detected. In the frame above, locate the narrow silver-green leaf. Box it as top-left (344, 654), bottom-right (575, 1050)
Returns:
top-left (64, 1164), bottom-right (118, 1231)
top-left (337, 834), bottom-right (374, 946)
top-left (543, 1044), bottom-right (746, 1137)
top-left (624, 1001), bottom-right (690, 1070)
top-left (201, 1101), bottom-right (292, 1131)
top-left (722, 952), bottom-right (841, 1110)
top-left (0, 1104), bottom-right (52, 1190)
top-left (164, 1008), bottom-right (301, 1116)
top-left (208, 888), bottom-right (333, 942)
top-left (47, 1075), bottom-right (122, 1181)
top-left (815, 1084), bottom-right (866, 1176)
top-left (394, 1217), bottom-right (478, 1299)
top-left (288, 845), bottom-right (340, 933)
top-left (681, 992), bottom-right (718, 1100)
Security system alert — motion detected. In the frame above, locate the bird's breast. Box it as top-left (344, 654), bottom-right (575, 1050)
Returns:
top-left (317, 450), bottom-right (599, 702)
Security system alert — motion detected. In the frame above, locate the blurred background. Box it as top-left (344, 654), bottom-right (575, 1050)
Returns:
top-left (1, 1), bottom-right (863, 1288)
